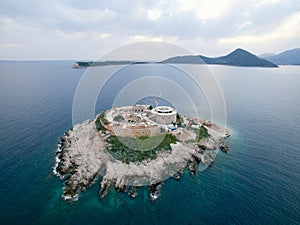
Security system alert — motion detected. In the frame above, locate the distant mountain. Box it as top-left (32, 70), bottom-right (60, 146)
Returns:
top-left (73, 48), bottom-right (279, 68)
top-left (263, 48), bottom-right (300, 65)
top-left (163, 48), bottom-right (278, 67)
top-left (259, 53), bottom-right (276, 58)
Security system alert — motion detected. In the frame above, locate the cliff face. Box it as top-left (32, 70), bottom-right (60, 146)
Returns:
top-left (54, 120), bottom-right (108, 200)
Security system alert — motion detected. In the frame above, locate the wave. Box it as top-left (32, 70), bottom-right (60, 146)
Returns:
top-left (52, 146), bottom-right (64, 179)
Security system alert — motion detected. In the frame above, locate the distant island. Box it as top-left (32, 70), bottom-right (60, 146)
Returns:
top-left (261, 48), bottom-right (300, 65)
top-left (162, 48), bottom-right (277, 67)
top-left (54, 105), bottom-right (230, 201)
top-left (73, 48), bottom-right (279, 68)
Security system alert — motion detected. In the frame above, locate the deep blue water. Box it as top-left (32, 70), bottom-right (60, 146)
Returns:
top-left (0, 61), bottom-right (299, 225)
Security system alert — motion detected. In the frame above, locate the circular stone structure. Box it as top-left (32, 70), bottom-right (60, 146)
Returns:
top-left (151, 106), bottom-right (177, 124)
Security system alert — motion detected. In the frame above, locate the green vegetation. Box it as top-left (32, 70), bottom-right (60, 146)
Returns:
top-left (95, 116), bottom-right (106, 132)
top-left (99, 112), bottom-right (108, 124)
top-left (176, 113), bottom-right (184, 127)
top-left (99, 111), bottom-right (105, 118)
top-left (197, 126), bottom-right (209, 141)
top-left (106, 134), bottom-right (177, 163)
top-left (148, 105), bottom-right (153, 110)
top-left (101, 118), bottom-right (108, 125)
top-left (95, 112), bottom-right (108, 131)
top-left (113, 115), bottom-right (124, 122)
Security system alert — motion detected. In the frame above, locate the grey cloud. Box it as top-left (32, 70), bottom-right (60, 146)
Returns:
top-left (0, 0), bottom-right (299, 59)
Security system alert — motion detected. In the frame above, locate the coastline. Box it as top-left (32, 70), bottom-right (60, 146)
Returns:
top-left (53, 108), bottom-right (230, 201)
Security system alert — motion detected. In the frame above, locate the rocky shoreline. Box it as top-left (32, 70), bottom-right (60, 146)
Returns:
top-left (54, 114), bottom-right (230, 201)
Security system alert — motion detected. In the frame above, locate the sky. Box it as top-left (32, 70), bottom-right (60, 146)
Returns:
top-left (0, 0), bottom-right (299, 60)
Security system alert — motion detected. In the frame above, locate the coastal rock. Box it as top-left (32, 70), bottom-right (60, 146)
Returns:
top-left (54, 120), bottom-right (108, 200)
top-left (128, 186), bottom-right (137, 198)
top-left (172, 173), bottom-right (180, 180)
top-left (149, 182), bottom-right (163, 201)
top-left (219, 143), bottom-right (229, 153)
top-left (99, 177), bottom-right (111, 199)
top-left (198, 138), bottom-right (218, 150)
top-left (201, 151), bottom-right (217, 167)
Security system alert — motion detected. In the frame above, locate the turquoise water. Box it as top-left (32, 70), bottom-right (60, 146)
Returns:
top-left (0, 61), bottom-right (299, 225)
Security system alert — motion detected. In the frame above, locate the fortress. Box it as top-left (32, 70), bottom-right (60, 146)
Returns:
top-left (56, 103), bottom-right (231, 201)
top-left (101, 105), bottom-right (177, 137)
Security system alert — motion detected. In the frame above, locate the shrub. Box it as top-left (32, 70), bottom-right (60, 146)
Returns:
top-left (95, 113), bottom-right (107, 131)
top-left (197, 126), bottom-right (209, 141)
top-left (113, 115), bottom-right (124, 122)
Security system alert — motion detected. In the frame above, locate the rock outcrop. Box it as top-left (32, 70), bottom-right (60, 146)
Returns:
top-left (54, 120), bottom-right (109, 200)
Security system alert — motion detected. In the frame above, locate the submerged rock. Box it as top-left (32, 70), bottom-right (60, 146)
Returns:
top-left (149, 182), bottom-right (163, 201)
top-left (115, 183), bottom-right (127, 193)
top-left (219, 143), bottom-right (229, 153)
top-left (172, 173), bottom-right (180, 180)
top-left (188, 157), bottom-right (197, 175)
top-left (128, 186), bottom-right (137, 198)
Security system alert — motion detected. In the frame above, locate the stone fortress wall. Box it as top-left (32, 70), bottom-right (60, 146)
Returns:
top-left (110, 124), bottom-right (161, 137)
top-left (104, 105), bottom-right (177, 138)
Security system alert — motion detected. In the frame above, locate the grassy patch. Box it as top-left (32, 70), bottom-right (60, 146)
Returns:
top-left (106, 134), bottom-right (177, 163)
top-left (197, 126), bottom-right (209, 141)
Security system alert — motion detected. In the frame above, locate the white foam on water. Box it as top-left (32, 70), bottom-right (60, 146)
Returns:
top-left (52, 147), bottom-right (64, 179)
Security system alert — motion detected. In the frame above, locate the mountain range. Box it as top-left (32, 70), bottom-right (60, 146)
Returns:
top-left (74, 48), bottom-right (300, 68)
top-left (261, 48), bottom-right (300, 65)
top-left (163, 48), bottom-right (277, 67)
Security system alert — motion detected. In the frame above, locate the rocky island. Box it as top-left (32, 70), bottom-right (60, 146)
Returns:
top-left (54, 105), bottom-right (230, 201)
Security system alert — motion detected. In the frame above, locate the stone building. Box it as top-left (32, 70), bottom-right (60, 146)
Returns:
top-left (103, 105), bottom-right (177, 138)
top-left (150, 106), bottom-right (177, 124)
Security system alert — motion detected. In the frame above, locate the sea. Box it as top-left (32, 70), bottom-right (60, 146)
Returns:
top-left (0, 61), bottom-right (299, 225)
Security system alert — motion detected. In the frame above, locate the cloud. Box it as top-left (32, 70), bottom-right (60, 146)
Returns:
top-left (254, 0), bottom-right (281, 7)
top-left (147, 9), bottom-right (162, 20)
top-left (217, 11), bottom-right (300, 55)
top-left (0, 0), bottom-right (299, 59)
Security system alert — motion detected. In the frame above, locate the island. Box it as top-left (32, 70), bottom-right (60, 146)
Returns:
top-left (72, 48), bottom-right (278, 68)
top-left (261, 48), bottom-right (300, 65)
top-left (53, 105), bottom-right (230, 201)
top-left (162, 48), bottom-right (278, 67)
